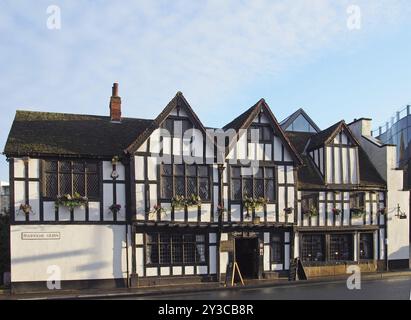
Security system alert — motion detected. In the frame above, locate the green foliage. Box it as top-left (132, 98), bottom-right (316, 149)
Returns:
top-left (55, 192), bottom-right (88, 210)
top-left (171, 195), bottom-right (202, 209)
top-left (243, 196), bottom-right (268, 211)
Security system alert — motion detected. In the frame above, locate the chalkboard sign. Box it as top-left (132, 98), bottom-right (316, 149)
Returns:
top-left (288, 258), bottom-right (307, 281)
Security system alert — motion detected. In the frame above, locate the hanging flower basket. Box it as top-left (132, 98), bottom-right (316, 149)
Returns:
top-left (19, 204), bottom-right (33, 216)
top-left (378, 207), bottom-right (387, 215)
top-left (111, 156), bottom-right (120, 165)
top-left (284, 207), bottom-right (294, 215)
top-left (243, 196), bottom-right (268, 211)
top-left (252, 216), bottom-right (261, 224)
top-left (149, 204), bottom-right (168, 219)
top-left (303, 206), bottom-right (317, 217)
top-left (350, 207), bottom-right (365, 218)
top-left (55, 193), bottom-right (88, 210)
top-left (109, 204), bottom-right (121, 215)
top-left (216, 204), bottom-right (227, 217)
top-left (332, 208), bottom-right (342, 215)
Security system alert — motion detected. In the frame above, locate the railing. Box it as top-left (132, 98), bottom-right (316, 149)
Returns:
top-left (371, 104), bottom-right (411, 138)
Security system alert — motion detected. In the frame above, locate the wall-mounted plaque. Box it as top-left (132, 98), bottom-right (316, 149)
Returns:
top-left (220, 240), bottom-right (234, 252)
top-left (21, 232), bottom-right (61, 240)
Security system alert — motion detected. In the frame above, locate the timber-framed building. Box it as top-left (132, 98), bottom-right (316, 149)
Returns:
top-left (4, 84), bottom-right (409, 292)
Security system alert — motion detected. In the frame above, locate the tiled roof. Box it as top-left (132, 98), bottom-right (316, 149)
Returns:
top-left (4, 111), bottom-right (153, 158)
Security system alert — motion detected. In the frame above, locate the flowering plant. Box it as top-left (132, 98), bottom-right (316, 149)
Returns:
top-left (284, 207), bottom-right (294, 214)
top-left (332, 208), bottom-right (342, 215)
top-left (378, 207), bottom-right (387, 215)
top-left (243, 196), bottom-right (268, 211)
top-left (303, 206), bottom-right (317, 217)
top-left (19, 203), bottom-right (33, 215)
top-left (149, 204), bottom-right (168, 219)
top-left (171, 194), bottom-right (201, 209)
top-left (109, 204), bottom-right (122, 214)
top-left (350, 207), bottom-right (365, 217)
top-left (55, 192), bottom-right (88, 209)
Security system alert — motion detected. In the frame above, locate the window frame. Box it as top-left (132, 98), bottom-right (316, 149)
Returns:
top-left (359, 232), bottom-right (374, 261)
top-left (145, 233), bottom-right (208, 267)
top-left (350, 192), bottom-right (365, 209)
top-left (41, 159), bottom-right (101, 201)
top-left (159, 164), bottom-right (212, 202)
top-left (229, 165), bottom-right (277, 203)
top-left (301, 234), bottom-right (326, 263)
top-left (328, 233), bottom-right (354, 262)
top-left (301, 191), bottom-right (319, 214)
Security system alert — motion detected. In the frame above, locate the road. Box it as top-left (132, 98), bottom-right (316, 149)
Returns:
top-left (115, 276), bottom-right (411, 300)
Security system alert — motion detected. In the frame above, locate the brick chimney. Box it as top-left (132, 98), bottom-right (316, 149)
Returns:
top-left (109, 82), bottom-right (121, 122)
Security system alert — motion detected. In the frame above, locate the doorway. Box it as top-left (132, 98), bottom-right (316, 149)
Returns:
top-left (235, 238), bottom-right (259, 279)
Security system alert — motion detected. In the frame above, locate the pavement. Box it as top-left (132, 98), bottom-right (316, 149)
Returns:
top-left (1, 269), bottom-right (411, 300)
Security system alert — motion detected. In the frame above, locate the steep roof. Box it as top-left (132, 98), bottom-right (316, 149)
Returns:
top-left (306, 121), bottom-right (360, 151)
top-left (286, 131), bottom-right (386, 189)
top-left (4, 111), bottom-right (153, 158)
top-left (126, 91), bottom-right (207, 154)
top-left (223, 99), bottom-right (303, 165)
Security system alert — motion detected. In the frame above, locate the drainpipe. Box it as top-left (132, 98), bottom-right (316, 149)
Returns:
top-left (125, 223), bottom-right (130, 288)
top-left (217, 164), bottom-right (225, 284)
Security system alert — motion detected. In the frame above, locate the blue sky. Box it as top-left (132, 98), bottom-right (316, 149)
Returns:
top-left (0, 0), bottom-right (410, 181)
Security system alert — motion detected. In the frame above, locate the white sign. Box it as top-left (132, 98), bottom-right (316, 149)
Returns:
top-left (21, 232), bottom-right (61, 240)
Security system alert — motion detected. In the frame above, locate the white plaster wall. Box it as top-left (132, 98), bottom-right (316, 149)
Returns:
top-left (349, 120), bottom-right (409, 262)
top-left (11, 225), bottom-right (130, 282)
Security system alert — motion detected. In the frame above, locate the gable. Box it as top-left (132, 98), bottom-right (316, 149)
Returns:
top-left (225, 99), bottom-right (302, 165)
top-left (126, 92), bottom-right (207, 155)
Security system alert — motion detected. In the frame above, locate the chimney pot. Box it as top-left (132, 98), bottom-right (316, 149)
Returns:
top-left (109, 82), bottom-right (121, 122)
top-left (112, 82), bottom-right (119, 96)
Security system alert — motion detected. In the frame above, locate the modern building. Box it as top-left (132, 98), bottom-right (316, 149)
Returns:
top-left (0, 181), bottom-right (10, 216)
top-left (3, 84), bottom-right (410, 292)
top-left (375, 106), bottom-right (411, 240)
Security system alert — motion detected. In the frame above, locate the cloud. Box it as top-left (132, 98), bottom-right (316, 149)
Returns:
top-left (0, 0), bottom-right (410, 179)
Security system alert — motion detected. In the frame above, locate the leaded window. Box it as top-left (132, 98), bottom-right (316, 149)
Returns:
top-left (359, 233), bottom-right (374, 260)
top-left (230, 166), bottom-right (276, 202)
top-left (145, 233), bottom-right (207, 266)
top-left (160, 164), bottom-right (211, 201)
top-left (247, 125), bottom-right (273, 143)
top-left (43, 160), bottom-right (100, 200)
top-left (301, 234), bottom-right (325, 262)
top-left (350, 192), bottom-right (365, 208)
top-left (329, 234), bottom-right (353, 261)
top-left (301, 191), bottom-right (319, 214)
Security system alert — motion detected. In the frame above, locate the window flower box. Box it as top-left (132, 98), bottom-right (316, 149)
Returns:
top-left (243, 196), bottom-right (268, 211)
top-left (55, 193), bottom-right (88, 210)
top-left (171, 195), bottom-right (201, 209)
top-left (303, 206), bottom-right (317, 217)
top-left (350, 207), bottom-right (365, 218)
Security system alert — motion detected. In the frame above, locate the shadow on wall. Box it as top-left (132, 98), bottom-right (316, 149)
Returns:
top-left (388, 245), bottom-right (411, 270)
